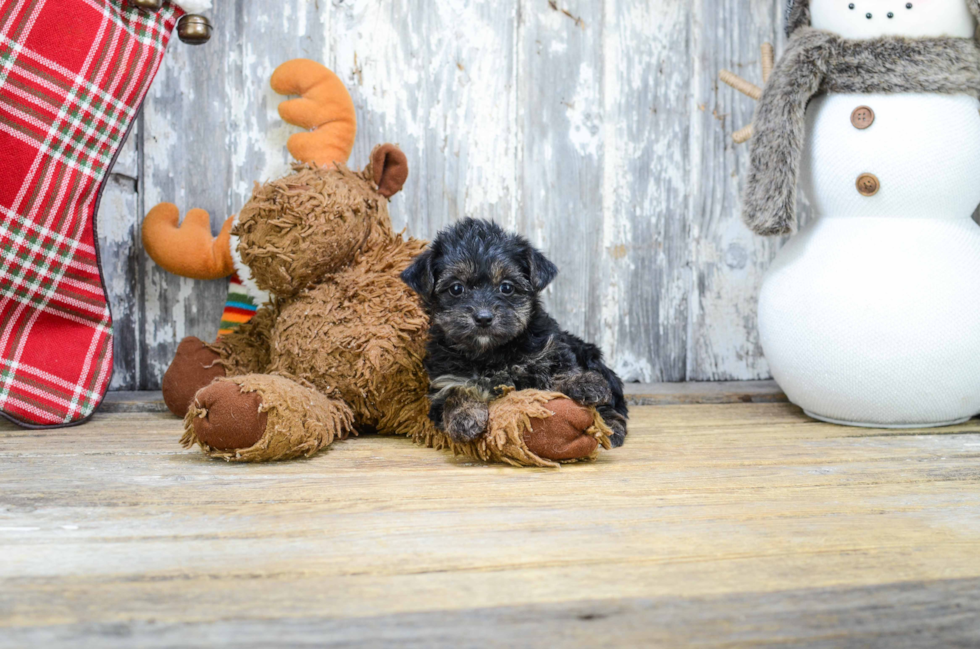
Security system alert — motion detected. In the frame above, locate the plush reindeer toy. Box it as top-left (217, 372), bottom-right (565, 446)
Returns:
top-left (726, 1), bottom-right (980, 427)
top-left (141, 60), bottom-right (614, 466)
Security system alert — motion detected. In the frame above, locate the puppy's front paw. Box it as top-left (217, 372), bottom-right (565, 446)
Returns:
top-left (556, 372), bottom-right (612, 407)
top-left (444, 402), bottom-right (490, 443)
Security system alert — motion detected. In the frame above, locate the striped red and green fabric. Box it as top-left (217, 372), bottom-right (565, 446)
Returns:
top-left (218, 273), bottom-right (261, 337)
top-left (0, 0), bottom-right (181, 427)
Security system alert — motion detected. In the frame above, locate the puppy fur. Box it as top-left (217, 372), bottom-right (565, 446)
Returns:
top-left (401, 218), bottom-right (628, 448)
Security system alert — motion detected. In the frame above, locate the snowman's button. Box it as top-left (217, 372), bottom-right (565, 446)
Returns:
top-left (856, 173), bottom-right (880, 196)
top-left (850, 106), bottom-right (875, 129)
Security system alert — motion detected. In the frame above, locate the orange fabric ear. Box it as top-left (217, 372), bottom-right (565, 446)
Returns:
top-left (142, 203), bottom-right (235, 280)
top-left (271, 59), bottom-right (357, 166)
top-left (370, 144), bottom-right (409, 198)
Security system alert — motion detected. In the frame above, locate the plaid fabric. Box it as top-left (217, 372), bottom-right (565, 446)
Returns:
top-left (0, 0), bottom-right (180, 427)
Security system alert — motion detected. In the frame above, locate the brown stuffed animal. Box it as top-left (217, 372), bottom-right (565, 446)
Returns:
top-left (142, 59), bottom-right (612, 467)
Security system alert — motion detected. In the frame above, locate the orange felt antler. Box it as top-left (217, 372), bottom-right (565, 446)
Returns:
top-left (142, 60), bottom-right (356, 281)
top-left (271, 59), bottom-right (357, 166)
top-left (142, 203), bottom-right (235, 279)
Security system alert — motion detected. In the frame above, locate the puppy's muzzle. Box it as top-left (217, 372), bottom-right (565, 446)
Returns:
top-left (473, 309), bottom-right (494, 328)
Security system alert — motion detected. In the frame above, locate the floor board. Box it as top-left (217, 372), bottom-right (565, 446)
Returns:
top-left (2, 404), bottom-right (979, 647)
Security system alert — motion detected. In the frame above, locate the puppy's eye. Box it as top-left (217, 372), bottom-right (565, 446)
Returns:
top-left (449, 283), bottom-right (465, 297)
top-left (499, 282), bottom-right (515, 296)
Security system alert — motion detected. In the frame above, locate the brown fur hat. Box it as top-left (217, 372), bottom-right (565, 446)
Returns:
top-left (785, 0), bottom-right (980, 36)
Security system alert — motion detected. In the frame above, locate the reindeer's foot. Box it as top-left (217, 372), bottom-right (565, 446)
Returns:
top-left (183, 374), bottom-right (354, 462)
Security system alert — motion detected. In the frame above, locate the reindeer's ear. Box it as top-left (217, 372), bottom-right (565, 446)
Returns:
top-left (370, 144), bottom-right (409, 198)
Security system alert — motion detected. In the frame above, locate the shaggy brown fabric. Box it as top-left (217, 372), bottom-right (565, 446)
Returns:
top-left (233, 163), bottom-right (389, 297)
top-left (745, 28), bottom-right (980, 235)
top-left (268, 238), bottom-right (431, 429)
top-left (208, 304), bottom-right (275, 376)
top-left (162, 336), bottom-right (226, 417)
top-left (183, 374), bottom-right (355, 462)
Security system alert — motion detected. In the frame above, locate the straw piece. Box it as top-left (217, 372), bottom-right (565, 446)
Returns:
top-left (733, 124), bottom-right (754, 144)
top-left (761, 43), bottom-right (774, 83)
top-left (719, 69), bottom-right (762, 100)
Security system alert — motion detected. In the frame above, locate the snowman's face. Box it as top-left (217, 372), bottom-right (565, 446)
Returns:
top-left (810, 0), bottom-right (977, 38)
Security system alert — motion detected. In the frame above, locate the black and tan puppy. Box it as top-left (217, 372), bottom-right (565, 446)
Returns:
top-left (401, 218), bottom-right (628, 447)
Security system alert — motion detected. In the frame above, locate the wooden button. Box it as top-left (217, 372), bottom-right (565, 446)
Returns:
top-left (856, 173), bottom-right (880, 196)
top-left (851, 106), bottom-right (875, 129)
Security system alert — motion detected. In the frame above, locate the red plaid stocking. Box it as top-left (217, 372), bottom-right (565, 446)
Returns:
top-left (0, 0), bottom-right (180, 426)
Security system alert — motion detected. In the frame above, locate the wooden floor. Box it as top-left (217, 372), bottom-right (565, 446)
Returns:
top-left (2, 402), bottom-right (980, 648)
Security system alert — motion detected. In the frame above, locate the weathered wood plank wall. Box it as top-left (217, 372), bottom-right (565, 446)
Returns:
top-left (97, 0), bottom-right (790, 390)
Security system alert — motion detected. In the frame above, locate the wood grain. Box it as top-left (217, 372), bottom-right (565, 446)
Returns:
top-left (96, 130), bottom-right (141, 390)
top-left (94, 0), bottom-right (835, 389)
top-left (599, 0), bottom-right (692, 382)
top-left (4, 580), bottom-right (978, 648)
top-left (521, 0), bottom-right (603, 345)
top-left (2, 404), bottom-right (979, 646)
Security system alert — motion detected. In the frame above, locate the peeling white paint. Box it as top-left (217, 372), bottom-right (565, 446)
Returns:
top-left (614, 352), bottom-right (654, 383)
top-left (566, 63), bottom-right (600, 159)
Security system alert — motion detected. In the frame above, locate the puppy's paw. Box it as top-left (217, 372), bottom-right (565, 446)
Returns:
top-left (444, 402), bottom-right (490, 443)
top-left (606, 418), bottom-right (627, 448)
top-left (599, 405), bottom-right (628, 448)
top-left (556, 371), bottom-right (612, 407)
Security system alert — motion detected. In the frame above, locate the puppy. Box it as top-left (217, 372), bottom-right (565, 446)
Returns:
top-left (401, 218), bottom-right (628, 447)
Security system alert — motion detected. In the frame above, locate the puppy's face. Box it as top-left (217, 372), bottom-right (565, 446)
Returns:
top-left (402, 219), bottom-right (558, 355)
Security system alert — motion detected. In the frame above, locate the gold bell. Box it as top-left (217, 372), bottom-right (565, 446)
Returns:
top-left (177, 14), bottom-right (213, 45)
top-left (129, 0), bottom-right (163, 9)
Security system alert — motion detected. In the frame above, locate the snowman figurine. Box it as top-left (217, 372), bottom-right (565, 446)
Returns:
top-left (734, 0), bottom-right (980, 427)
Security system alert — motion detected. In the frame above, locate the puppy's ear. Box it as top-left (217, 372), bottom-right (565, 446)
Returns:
top-left (401, 247), bottom-right (437, 299)
top-left (526, 245), bottom-right (558, 291)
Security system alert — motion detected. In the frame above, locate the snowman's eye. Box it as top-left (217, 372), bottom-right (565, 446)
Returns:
top-left (906, 2), bottom-right (913, 8)
top-left (887, 11), bottom-right (894, 18)
top-left (848, 2), bottom-right (854, 8)
top-left (866, 12), bottom-right (872, 18)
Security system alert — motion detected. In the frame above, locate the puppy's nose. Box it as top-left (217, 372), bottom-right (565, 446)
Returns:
top-left (473, 310), bottom-right (494, 328)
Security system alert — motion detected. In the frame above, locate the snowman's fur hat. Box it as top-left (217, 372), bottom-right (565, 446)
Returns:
top-left (784, 0), bottom-right (980, 36)
top-left (785, 0), bottom-right (811, 36)
top-left (743, 7), bottom-right (980, 235)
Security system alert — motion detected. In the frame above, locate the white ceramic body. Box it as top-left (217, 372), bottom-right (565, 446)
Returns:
top-left (758, 93), bottom-right (980, 426)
